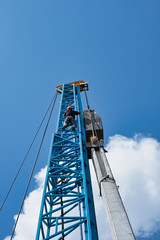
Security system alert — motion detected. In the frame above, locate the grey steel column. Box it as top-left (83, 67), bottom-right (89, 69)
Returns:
top-left (91, 147), bottom-right (136, 240)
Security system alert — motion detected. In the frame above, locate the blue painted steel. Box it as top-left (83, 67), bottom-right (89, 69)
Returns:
top-left (36, 84), bottom-right (98, 240)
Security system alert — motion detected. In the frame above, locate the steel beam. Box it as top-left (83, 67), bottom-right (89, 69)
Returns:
top-left (36, 84), bottom-right (98, 240)
top-left (91, 147), bottom-right (136, 240)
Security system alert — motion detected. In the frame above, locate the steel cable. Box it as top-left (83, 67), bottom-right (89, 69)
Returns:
top-left (84, 90), bottom-right (104, 146)
top-left (0, 93), bottom-right (57, 212)
top-left (84, 90), bottom-right (96, 138)
top-left (10, 92), bottom-right (57, 240)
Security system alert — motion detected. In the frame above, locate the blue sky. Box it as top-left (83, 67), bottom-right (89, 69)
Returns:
top-left (0, 0), bottom-right (160, 239)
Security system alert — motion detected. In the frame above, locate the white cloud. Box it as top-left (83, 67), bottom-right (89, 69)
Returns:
top-left (5, 134), bottom-right (160, 239)
top-left (4, 167), bottom-right (47, 240)
top-left (106, 134), bottom-right (160, 237)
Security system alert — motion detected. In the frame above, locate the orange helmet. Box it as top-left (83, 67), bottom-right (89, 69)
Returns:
top-left (67, 106), bottom-right (73, 110)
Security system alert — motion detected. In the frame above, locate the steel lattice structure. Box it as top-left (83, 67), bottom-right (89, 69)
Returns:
top-left (36, 84), bottom-right (98, 240)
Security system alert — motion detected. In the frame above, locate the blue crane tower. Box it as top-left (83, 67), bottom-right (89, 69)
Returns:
top-left (36, 81), bottom-right (98, 240)
top-left (36, 81), bottom-right (136, 240)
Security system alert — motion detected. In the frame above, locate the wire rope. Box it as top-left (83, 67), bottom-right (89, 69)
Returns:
top-left (9, 93), bottom-right (57, 240)
top-left (84, 91), bottom-right (96, 138)
top-left (84, 90), bottom-right (105, 146)
top-left (0, 93), bottom-right (57, 212)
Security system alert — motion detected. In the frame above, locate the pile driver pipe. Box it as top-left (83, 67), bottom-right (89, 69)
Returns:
top-left (91, 147), bottom-right (136, 240)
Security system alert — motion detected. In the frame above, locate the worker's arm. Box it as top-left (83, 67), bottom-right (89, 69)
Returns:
top-left (75, 111), bottom-right (80, 115)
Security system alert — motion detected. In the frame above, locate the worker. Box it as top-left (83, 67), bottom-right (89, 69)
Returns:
top-left (62, 106), bottom-right (80, 130)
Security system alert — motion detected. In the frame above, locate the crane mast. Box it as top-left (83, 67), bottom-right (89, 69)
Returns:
top-left (36, 82), bottom-right (98, 240)
top-left (36, 81), bottom-right (136, 240)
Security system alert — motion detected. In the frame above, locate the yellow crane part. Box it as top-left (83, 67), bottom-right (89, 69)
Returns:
top-left (56, 80), bottom-right (88, 94)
